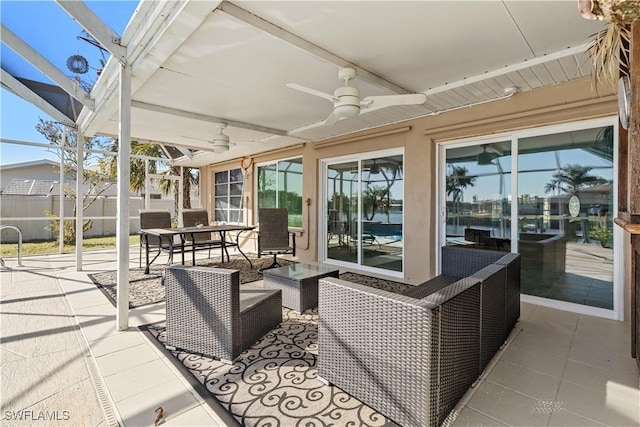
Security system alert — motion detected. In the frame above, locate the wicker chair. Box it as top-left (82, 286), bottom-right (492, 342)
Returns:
top-left (257, 208), bottom-right (295, 271)
top-left (139, 209), bottom-right (185, 268)
top-left (464, 227), bottom-right (490, 248)
top-left (317, 246), bottom-right (520, 427)
top-left (181, 209), bottom-right (225, 260)
top-left (165, 265), bottom-right (282, 363)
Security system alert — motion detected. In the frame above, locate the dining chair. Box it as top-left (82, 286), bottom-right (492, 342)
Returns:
top-left (257, 208), bottom-right (296, 272)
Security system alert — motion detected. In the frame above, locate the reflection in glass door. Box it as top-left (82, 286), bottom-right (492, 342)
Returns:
top-left (326, 161), bottom-right (358, 265)
top-left (441, 122), bottom-right (616, 313)
top-left (517, 126), bottom-right (614, 309)
top-left (444, 142), bottom-right (512, 251)
top-left (325, 152), bottom-right (404, 273)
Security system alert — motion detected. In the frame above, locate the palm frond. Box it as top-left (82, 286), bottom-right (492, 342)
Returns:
top-left (586, 0), bottom-right (640, 86)
top-left (590, 23), bottom-right (631, 86)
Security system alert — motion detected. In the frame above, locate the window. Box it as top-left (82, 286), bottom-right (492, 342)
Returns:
top-left (214, 168), bottom-right (244, 223)
top-left (256, 157), bottom-right (303, 227)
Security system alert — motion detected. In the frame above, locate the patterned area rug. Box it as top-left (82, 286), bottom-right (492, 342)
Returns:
top-left (142, 308), bottom-right (400, 427)
top-left (89, 259), bottom-right (411, 309)
top-left (88, 257), bottom-right (295, 308)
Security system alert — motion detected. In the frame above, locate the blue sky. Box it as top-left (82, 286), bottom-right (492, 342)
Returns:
top-left (0, 0), bottom-right (138, 166)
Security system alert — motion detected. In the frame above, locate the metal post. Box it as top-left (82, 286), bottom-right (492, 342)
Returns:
top-left (144, 158), bottom-right (151, 209)
top-left (178, 167), bottom-right (184, 226)
top-left (75, 128), bottom-right (84, 270)
top-left (116, 63), bottom-right (132, 331)
top-left (59, 129), bottom-right (65, 253)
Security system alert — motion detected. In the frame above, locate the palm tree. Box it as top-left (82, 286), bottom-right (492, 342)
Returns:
top-left (101, 141), bottom-right (199, 217)
top-left (446, 165), bottom-right (476, 233)
top-left (156, 165), bottom-right (199, 217)
top-left (544, 164), bottom-right (607, 197)
top-left (376, 162), bottom-right (402, 223)
top-left (362, 185), bottom-right (389, 221)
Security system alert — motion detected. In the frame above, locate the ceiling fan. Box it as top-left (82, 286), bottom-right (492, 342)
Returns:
top-left (477, 145), bottom-right (500, 165)
top-left (182, 124), bottom-right (262, 154)
top-left (287, 68), bottom-right (427, 125)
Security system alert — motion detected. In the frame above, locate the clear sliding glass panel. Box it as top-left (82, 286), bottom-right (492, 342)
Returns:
top-left (518, 126), bottom-right (614, 309)
top-left (278, 158), bottom-right (303, 227)
top-left (361, 155), bottom-right (403, 272)
top-left (444, 142), bottom-right (512, 251)
top-left (326, 161), bottom-right (358, 264)
top-left (257, 164), bottom-right (277, 209)
top-left (257, 159), bottom-right (303, 226)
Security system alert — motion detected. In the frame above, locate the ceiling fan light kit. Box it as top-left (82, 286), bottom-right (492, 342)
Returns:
top-left (334, 85), bottom-right (361, 118)
top-left (211, 124), bottom-right (230, 153)
top-left (212, 140), bottom-right (230, 153)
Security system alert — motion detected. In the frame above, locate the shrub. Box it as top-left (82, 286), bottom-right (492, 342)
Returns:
top-left (590, 224), bottom-right (612, 248)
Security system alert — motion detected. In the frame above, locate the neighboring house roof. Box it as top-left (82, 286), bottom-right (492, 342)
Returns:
top-left (1, 178), bottom-right (121, 197)
top-left (580, 184), bottom-right (612, 193)
top-left (1, 160), bottom-right (196, 198)
top-left (0, 159), bottom-right (59, 170)
top-left (2, 179), bottom-right (60, 196)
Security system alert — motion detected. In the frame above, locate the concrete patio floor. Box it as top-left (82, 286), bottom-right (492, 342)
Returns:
top-left (1, 247), bottom-right (638, 427)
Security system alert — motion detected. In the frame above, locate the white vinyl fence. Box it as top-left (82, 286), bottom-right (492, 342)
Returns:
top-left (0, 195), bottom-right (176, 243)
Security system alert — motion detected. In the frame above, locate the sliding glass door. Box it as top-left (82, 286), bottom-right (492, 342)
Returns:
top-left (440, 119), bottom-right (618, 317)
top-left (323, 150), bottom-right (404, 275)
top-left (517, 127), bottom-right (614, 309)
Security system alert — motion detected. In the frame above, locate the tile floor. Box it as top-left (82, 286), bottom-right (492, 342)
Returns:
top-left (523, 242), bottom-right (615, 310)
top-left (452, 305), bottom-right (640, 427)
top-left (1, 248), bottom-right (639, 427)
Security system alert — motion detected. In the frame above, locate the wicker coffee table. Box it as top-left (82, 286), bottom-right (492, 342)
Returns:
top-left (262, 263), bottom-right (339, 312)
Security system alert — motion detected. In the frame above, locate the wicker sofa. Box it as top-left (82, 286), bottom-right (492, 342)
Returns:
top-left (164, 265), bottom-right (282, 363)
top-left (317, 246), bottom-right (520, 427)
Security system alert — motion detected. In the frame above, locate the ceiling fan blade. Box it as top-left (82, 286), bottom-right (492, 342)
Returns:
top-left (181, 135), bottom-right (205, 141)
top-left (324, 111), bottom-right (341, 126)
top-left (287, 83), bottom-right (339, 103)
top-left (361, 93), bottom-right (427, 109)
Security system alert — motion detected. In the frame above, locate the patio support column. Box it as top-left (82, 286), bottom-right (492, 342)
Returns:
top-left (75, 128), bottom-right (84, 271)
top-left (59, 129), bottom-right (65, 254)
top-left (145, 159), bottom-right (151, 209)
top-left (178, 167), bottom-right (184, 225)
top-left (116, 63), bottom-right (132, 331)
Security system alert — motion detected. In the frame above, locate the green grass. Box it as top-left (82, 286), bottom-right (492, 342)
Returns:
top-left (0, 235), bottom-right (139, 257)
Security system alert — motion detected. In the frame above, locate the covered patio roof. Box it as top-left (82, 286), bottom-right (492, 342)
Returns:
top-left (0, 0), bottom-right (610, 330)
top-left (77, 1), bottom-right (604, 167)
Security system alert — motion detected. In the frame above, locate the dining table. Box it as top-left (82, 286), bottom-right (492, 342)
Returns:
top-left (140, 224), bottom-right (256, 276)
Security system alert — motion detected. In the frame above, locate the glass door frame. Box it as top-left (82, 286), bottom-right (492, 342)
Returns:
top-left (319, 147), bottom-right (404, 278)
top-left (437, 116), bottom-right (623, 320)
